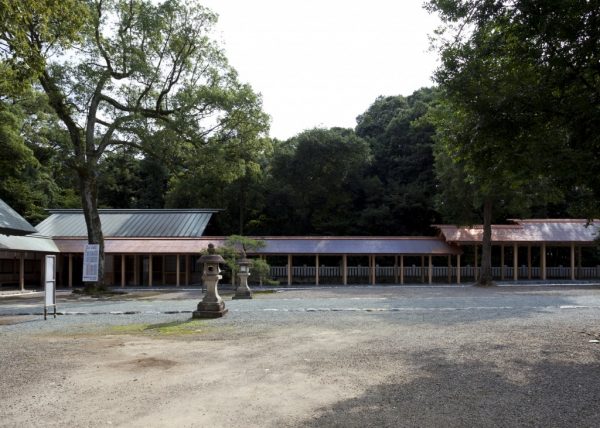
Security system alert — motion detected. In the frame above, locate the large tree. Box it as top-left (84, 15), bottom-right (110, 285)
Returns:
top-left (427, 0), bottom-right (599, 285)
top-left (1, 0), bottom-right (268, 288)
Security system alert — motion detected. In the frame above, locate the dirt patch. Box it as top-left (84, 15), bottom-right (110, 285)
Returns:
top-left (112, 356), bottom-right (178, 370)
top-left (0, 316), bottom-right (36, 325)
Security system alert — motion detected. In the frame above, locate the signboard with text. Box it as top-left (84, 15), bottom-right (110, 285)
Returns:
top-left (83, 244), bottom-right (100, 282)
top-left (44, 255), bottom-right (56, 319)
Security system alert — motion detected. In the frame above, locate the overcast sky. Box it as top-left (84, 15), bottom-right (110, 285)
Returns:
top-left (200, 0), bottom-right (441, 140)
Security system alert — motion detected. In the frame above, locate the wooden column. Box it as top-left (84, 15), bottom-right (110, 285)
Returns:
top-left (541, 243), bottom-right (547, 280)
top-left (428, 255), bottom-right (433, 285)
top-left (68, 253), bottom-right (73, 288)
top-left (513, 244), bottom-right (518, 281)
top-left (121, 254), bottom-right (126, 288)
top-left (176, 254), bottom-right (180, 287)
top-left (420, 256), bottom-right (425, 283)
top-left (185, 255), bottom-right (190, 286)
top-left (457, 254), bottom-right (461, 284)
top-left (19, 253), bottom-right (25, 291)
top-left (400, 255), bottom-right (404, 285)
top-left (148, 255), bottom-right (153, 287)
top-left (570, 243), bottom-right (575, 280)
top-left (342, 254), bottom-right (348, 285)
top-left (287, 254), bottom-right (292, 286)
top-left (315, 254), bottom-right (320, 286)
top-left (447, 255), bottom-right (451, 284)
top-left (162, 255), bottom-right (166, 285)
top-left (40, 256), bottom-right (45, 288)
top-left (500, 244), bottom-right (505, 280)
top-left (527, 245), bottom-right (532, 279)
top-left (134, 255), bottom-right (139, 286)
top-left (371, 255), bottom-right (376, 285)
top-left (394, 255), bottom-right (399, 284)
top-left (474, 245), bottom-right (479, 281)
top-left (578, 246), bottom-right (582, 279)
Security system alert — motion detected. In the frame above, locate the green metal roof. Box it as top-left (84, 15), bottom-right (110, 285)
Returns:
top-left (36, 209), bottom-right (220, 238)
top-left (0, 199), bottom-right (38, 236)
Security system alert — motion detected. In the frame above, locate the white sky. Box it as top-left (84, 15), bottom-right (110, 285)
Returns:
top-left (200, 0), bottom-right (440, 140)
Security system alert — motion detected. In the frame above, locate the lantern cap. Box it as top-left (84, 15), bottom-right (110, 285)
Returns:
top-left (199, 243), bottom-right (225, 264)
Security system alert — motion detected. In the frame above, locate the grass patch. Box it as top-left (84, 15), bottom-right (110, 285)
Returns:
top-left (109, 319), bottom-right (212, 336)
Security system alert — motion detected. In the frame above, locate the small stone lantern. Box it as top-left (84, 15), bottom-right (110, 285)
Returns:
top-left (233, 253), bottom-right (253, 300)
top-left (193, 243), bottom-right (228, 318)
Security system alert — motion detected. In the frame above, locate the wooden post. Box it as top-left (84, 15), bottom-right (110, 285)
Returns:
top-left (176, 254), bottom-right (180, 287)
top-left (19, 253), bottom-right (25, 291)
top-left (428, 255), bottom-right (433, 285)
top-left (162, 255), bottom-right (166, 286)
top-left (68, 253), bottom-right (73, 288)
top-left (570, 243), bottom-right (575, 280)
top-left (134, 255), bottom-right (139, 286)
top-left (149, 255), bottom-right (153, 287)
top-left (371, 255), bottom-right (376, 285)
top-left (541, 243), bottom-right (547, 280)
top-left (474, 245), bottom-right (478, 281)
top-left (394, 255), bottom-right (399, 284)
top-left (500, 244), bottom-right (505, 280)
top-left (447, 255), bottom-right (451, 284)
top-left (513, 244), bottom-right (518, 281)
top-left (420, 256), bottom-right (425, 283)
top-left (527, 245), bottom-right (532, 280)
top-left (342, 254), bottom-right (348, 285)
top-left (185, 255), bottom-right (190, 286)
top-left (457, 254), bottom-right (461, 284)
top-left (121, 254), bottom-right (126, 288)
top-left (400, 255), bottom-right (404, 285)
top-left (287, 254), bottom-right (292, 286)
top-left (578, 246), bottom-right (582, 279)
top-left (315, 254), bottom-right (319, 286)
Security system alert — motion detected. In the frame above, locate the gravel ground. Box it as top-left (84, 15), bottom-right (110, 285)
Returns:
top-left (1, 285), bottom-right (600, 427)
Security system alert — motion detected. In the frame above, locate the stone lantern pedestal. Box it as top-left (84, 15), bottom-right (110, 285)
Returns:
top-left (193, 244), bottom-right (228, 318)
top-left (233, 257), bottom-right (253, 300)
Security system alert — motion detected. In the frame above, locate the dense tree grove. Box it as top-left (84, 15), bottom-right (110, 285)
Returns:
top-left (1, 0), bottom-right (598, 287)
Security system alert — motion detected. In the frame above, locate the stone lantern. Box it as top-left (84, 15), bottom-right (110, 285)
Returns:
top-left (193, 243), bottom-right (228, 318)
top-left (233, 253), bottom-right (253, 300)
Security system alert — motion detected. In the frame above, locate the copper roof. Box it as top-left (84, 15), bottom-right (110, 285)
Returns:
top-left (0, 199), bottom-right (37, 236)
top-left (53, 236), bottom-right (461, 255)
top-left (435, 219), bottom-right (599, 243)
top-left (36, 209), bottom-right (219, 238)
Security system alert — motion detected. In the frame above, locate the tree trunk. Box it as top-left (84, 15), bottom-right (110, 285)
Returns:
top-left (478, 198), bottom-right (494, 286)
top-left (79, 167), bottom-right (105, 291)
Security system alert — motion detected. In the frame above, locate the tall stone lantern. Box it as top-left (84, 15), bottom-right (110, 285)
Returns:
top-left (233, 253), bottom-right (253, 300)
top-left (193, 243), bottom-right (228, 318)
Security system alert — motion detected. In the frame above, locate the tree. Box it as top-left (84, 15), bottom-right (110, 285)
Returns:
top-left (426, 0), bottom-right (599, 284)
top-left (2, 0), bottom-right (268, 289)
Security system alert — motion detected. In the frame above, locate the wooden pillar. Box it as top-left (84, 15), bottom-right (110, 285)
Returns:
top-left (578, 246), bottom-right (582, 279)
top-left (500, 244), bottom-right (505, 280)
top-left (162, 255), bottom-right (166, 285)
top-left (420, 256), bottom-right (425, 283)
top-left (447, 255), bottom-right (452, 284)
top-left (527, 245), bottom-right (532, 280)
top-left (315, 254), bottom-right (320, 286)
top-left (176, 254), bottom-right (180, 287)
top-left (513, 244), bottom-right (518, 281)
top-left (394, 255), bottom-right (399, 284)
top-left (457, 254), bottom-right (461, 284)
top-left (541, 243), bottom-right (547, 280)
top-left (185, 255), bottom-right (190, 286)
top-left (40, 256), bottom-right (45, 288)
top-left (474, 245), bottom-right (479, 281)
top-left (342, 254), bottom-right (348, 285)
top-left (570, 243), bottom-right (575, 280)
top-left (400, 255), bottom-right (404, 285)
top-left (134, 255), bottom-right (139, 286)
top-left (121, 254), bottom-right (126, 288)
top-left (68, 253), bottom-right (73, 288)
top-left (428, 255), bottom-right (433, 285)
top-left (371, 255), bottom-right (376, 285)
top-left (287, 254), bottom-right (292, 286)
top-left (19, 253), bottom-right (25, 291)
top-left (148, 255), bottom-right (153, 287)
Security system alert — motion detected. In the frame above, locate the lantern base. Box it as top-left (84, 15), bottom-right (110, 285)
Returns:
top-left (192, 301), bottom-right (228, 318)
top-left (233, 289), bottom-right (253, 299)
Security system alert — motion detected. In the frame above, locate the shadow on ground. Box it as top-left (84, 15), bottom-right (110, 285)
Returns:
top-left (300, 349), bottom-right (600, 428)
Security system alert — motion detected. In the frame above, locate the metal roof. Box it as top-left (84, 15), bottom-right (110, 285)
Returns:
top-left (0, 199), bottom-right (37, 236)
top-left (0, 234), bottom-right (59, 253)
top-left (52, 236), bottom-right (461, 255)
top-left (36, 209), bottom-right (219, 238)
top-left (435, 219), bottom-right (599, 244)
